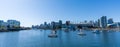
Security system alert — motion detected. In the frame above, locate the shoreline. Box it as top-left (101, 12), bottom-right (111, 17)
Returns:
top-left (1, 27), bottom-right (120, 32)
top-left (0, 27), bottom-right (31, 32)
top-left (32, 27), bottom-right (120, 31)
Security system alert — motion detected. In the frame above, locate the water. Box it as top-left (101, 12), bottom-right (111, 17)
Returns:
top-left (0, 30), bottom-right (120, 47)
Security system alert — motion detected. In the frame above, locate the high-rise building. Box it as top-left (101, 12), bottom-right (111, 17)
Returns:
top-left (100, 16), bottom-right (107, 28)
top-left (59, 20), bottom-right (62, 28)
top-left (93, 21), bottom-right (98, 27)
top-left (98, 19), bottom-right (100, 27)
top-left (84, 20), bottom-right (87, 23)
top-left (66, 21), bottom-right (70, 26)
top-left (89, 20), bottom-right (94, 24)
top-left (44, 22), bottom-right (47, 25)
top-left (108, 18), bottom-right (114, 24)
top-left (51, 21), bottom-right (56, 29)
top-left (59, 20), bottom-right (62, 25)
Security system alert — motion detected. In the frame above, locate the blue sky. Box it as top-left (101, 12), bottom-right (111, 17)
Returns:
top-left (0, 0), bottom-right (120, 27)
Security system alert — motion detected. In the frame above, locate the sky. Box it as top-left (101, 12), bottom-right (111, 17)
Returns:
top-left (0, 0), bottom-right (120, 27)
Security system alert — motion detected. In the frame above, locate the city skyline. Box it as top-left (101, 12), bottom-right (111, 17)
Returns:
top-left (1, 0), bottom-right (120, 27)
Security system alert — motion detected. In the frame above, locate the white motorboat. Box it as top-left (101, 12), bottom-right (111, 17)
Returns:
top-left (78, 29), bottom-right (86, 36)
top-left (48, 30), bottom-right (57, 38)
top-left (92, 29), bottom-right (100, 34)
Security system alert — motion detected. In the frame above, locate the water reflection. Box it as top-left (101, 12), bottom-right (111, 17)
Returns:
top-left (0, 31), bottom-right (19, 47)
top-left (0, 30), bottom-right (120, 47)
top-left (57, 29), bottom-right (63, 47)
top-left (101, 30), bottom-right (117, 47)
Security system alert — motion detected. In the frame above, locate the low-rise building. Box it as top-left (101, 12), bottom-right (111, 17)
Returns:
top-left (108, 22), bottom-right (120, 28)
top-left (7, 20), bottom-right (20, 28)
top-left (0, 20), bottom-right (8, 30)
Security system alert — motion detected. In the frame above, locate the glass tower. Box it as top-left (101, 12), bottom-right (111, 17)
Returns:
top-left (100, 16), bottom-right (107, 28)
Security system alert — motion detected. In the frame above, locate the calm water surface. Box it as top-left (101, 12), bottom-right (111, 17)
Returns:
top-left (0, 29), bottom-right (120, 47)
